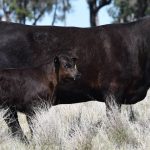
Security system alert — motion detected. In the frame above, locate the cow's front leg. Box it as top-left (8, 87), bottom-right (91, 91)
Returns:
top-left (4, 106), bottom-right (28, 143)
top-left (105, 94), bottom-right (122, 119)
top-left (25, 110), bottom-right (36, 138)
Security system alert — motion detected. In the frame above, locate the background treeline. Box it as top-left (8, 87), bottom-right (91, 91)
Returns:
top-left (0, 0), bottom-right (149, 26)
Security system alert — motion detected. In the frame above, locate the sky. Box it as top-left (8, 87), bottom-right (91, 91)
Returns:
top-left (35, 0), bottom-right (113, 27)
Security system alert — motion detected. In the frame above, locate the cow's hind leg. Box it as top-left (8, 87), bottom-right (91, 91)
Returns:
top-left (127, 105), bottom-right (136, 122)
top-left (4, 106), bottom-right (28, 143)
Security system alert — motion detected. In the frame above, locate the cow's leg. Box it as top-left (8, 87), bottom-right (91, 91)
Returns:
top-left (105, 93), bottom-right (137, 122)
top-left (4, 106), bottom-right (28, 142)
top-left (26, 115), bottom-right (33, 137)
top-left (25, 110), bottom-right (35, 137)
top-left (105, 93), bottom-right (122, 118)
top-left (127, 105), bottom-right (136, 122)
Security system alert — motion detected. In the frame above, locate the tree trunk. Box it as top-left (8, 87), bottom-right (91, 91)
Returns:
top-left (136, 0), bottom-right (148, 18)
top-left (22, 0), bottom-right (28, 24)
top-left (87, 0), bottom-right (112, 27)
top-left (88, 0), bottom-right (98, 27)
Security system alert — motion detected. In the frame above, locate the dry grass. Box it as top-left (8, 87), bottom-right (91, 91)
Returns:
top-left (1, 91), bottom-right (150, 149)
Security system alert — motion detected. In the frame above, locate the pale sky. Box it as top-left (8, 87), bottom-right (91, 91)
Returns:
top-left (33, 0), bottom-right (113, 27)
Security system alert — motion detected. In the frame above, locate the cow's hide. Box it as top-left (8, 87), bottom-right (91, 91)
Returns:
top-left (0, 17), bottom-right (150, 105)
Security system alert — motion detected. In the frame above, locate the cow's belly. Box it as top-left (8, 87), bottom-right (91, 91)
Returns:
top-left (123, 84), bottom-right (148, 104)
top-left (56, 84), bottom-right (105, 104)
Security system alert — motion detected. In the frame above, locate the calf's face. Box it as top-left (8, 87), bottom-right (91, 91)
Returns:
top-left (54, 55), bottom-right (81, 81)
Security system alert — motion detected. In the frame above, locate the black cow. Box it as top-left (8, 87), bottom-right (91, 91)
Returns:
top-left (0, 17), bottom-right (150, 137)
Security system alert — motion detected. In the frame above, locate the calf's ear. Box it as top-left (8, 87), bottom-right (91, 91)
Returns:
top-left (54, 56), bottom-right (59, 64)
top-left (54, 56), bottom-right (60, 73)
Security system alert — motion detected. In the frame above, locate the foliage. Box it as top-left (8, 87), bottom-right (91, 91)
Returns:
top-left (0, 0), bottom-right (71, 25)
top-left (108, 0), bottom-right (150, 23)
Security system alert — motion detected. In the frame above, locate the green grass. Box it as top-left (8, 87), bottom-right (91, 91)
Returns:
top-left (1, 91), bottom-right (150, 149)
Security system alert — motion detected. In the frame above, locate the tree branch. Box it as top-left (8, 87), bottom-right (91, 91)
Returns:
top-left (95, 0), bottom-right (111, 13)
top-left (32, 7), bottom-right (47, 25)
top-left (2, 3), bottom-right (11, 22)
top-left (51, 0), bottom-right (58, 26)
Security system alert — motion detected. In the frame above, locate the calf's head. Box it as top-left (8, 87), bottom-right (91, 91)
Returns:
top-left (54, 55), bottom-right (81, 82)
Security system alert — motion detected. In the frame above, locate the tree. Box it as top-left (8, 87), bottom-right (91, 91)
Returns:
top-left (87, 0), bottom-right (112, 27)
top-left (0, 0), bottom-right (71, 25)
top-left (51, 0), bottom-right (71, 26)
top-left (108, 0), bottom-right (150, 23)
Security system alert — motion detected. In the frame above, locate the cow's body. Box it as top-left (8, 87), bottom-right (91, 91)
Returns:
top-left (0, 17), bottom-right (150, 140)
top-left (1, 17), bottom-right (148, 105)
top-left (56, 18), bottom-right (150, 106)
top-left (0, 18), bottom-right (150, 103)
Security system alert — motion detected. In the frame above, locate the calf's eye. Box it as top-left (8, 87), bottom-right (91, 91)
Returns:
top-left (64, 64), bottom-right (72, 68)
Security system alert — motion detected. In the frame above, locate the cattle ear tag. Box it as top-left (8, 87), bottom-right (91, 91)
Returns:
top-left (75, 64), bottom-right (77, 69)
top-left (54, 56), bottom-right (59, 64)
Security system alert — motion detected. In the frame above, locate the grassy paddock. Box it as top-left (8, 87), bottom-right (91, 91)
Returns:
top-left (0, 91), bottom-right (150, 149)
